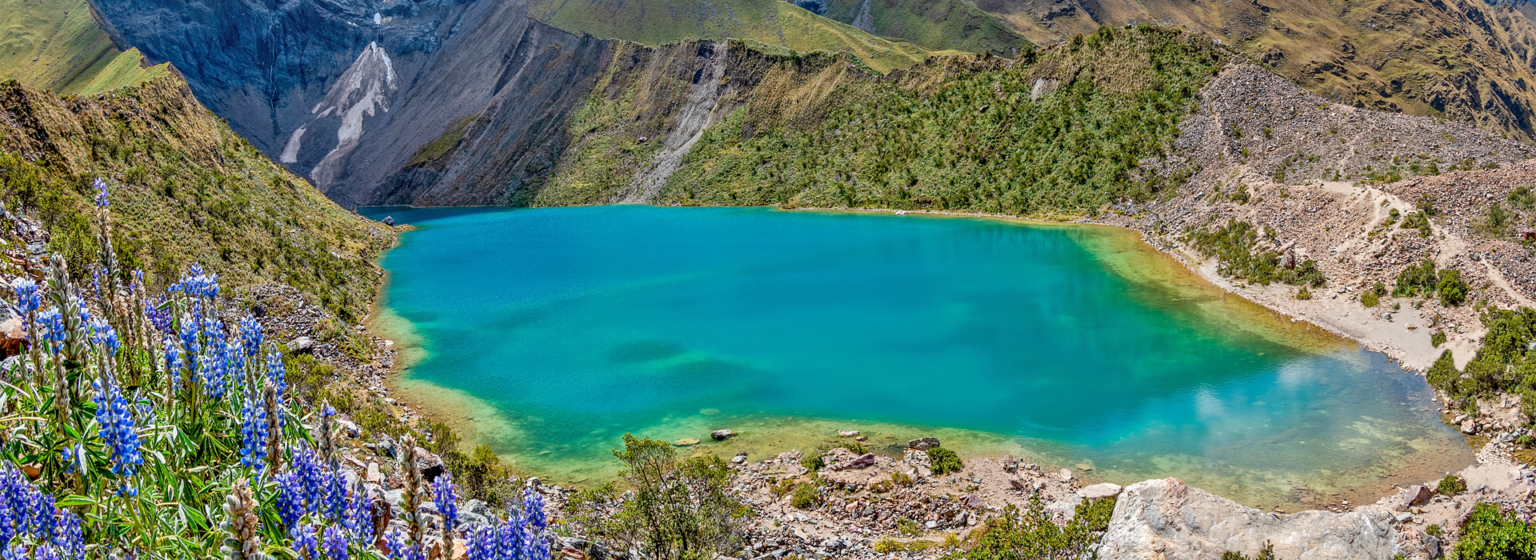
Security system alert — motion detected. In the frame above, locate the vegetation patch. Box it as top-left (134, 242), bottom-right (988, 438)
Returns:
top-left (1186, 221), bottom-right (1325, 288)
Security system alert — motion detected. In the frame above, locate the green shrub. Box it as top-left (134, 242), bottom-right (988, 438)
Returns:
top-left (1395, 259), bottom-right (1440, 297)
top-left (1511, 186), bottom-right (1536, 210)
top-left (791, 483), bottom-right (819, 509)
top-left (944, 496), bottom-right (1115, 560)
top-left (1432, 331), bottom-right (1448, 347)
top-left (1427, 524), bottom-right (1444, 537)
top-left (1427, 351), bottom-right (1459, 392)
top-left (1438, 270), bottom-right (1468, 307)
top-left (1188, 221), bottom-right (1326, 288)
top-left (892, 471), bottom-right (915, 486)
top-left (1452, 503), bottom-right (1536, 560)
top-left (1403, 211), bottom-right (1433, 237)
top-left (1481, 202), bottom-right (1512, 237)
top-left (1221, 543), bottom-right (1275, 560)
top-left (1437, 474), bottom-right (1466, 496)
top-left (897, 517), bottom-right (924, 537)
top-left (595, 434), bottom-right (746, 560)
top-left (928, 447), bottom-right (964, 475)
top-left (1296, 287), bottom-right (1312, 300)
top-left (801, 454), bottom-right (826, 472)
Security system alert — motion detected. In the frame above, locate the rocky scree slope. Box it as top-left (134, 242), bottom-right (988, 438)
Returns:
top-left (0, 77), bottom-right (393, 322)
top-left (1105, 63), bottom-right (1536, 370)
top-left (973, 0), bottom-right (1536, 144)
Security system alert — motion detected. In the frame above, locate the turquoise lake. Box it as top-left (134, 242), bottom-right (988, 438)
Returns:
top-left (365, 205), bottom-right (1472, 508)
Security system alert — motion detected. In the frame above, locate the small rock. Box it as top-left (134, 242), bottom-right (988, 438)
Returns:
top-left (1059, 468), bottom-right (1073, 482)
top-left (924, 520), bottom-right (939, 530)
top-left (711, 429), bottom-right (735, 441)
top-left (673, 438), bottom-right (700, 447)
top-left (908, 437), bottom-right (941, 451)
top-left (382, 216), bottom-right (396, 226)
top-left (731, 455), bottom-right (746, 464)
top-left (1461, 419), bottom-right (1476, 434)
top-left (366, 462), bottom-right (383, 485)
top-left (290, 336), bottom-right (315, 354)
top-left (1079, 482), bottom-right (1123, 499)
top-left (837, 430), bottom-right (860, 437)
top-left (1407, 485), bottom-right (1433, 507)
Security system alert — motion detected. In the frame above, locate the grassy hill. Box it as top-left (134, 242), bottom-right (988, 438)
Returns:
top-left (0, 78), bottom-right (393, 322)
top-left (819, 0), bottom-right (1028, 56)
top-left (535, 26), bottom-right (1226, 216)
top-left (0, 0), bottom-right (169, 95)
top-left (529, 0), bottom-right (961, 72)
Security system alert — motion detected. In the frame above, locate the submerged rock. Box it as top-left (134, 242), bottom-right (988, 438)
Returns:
top-left (673, 438), bottom-right (700, 447)
top-left (711, 429), bottom-right (735, 441)
top-left (908, 437), bottom-right (940, 450)
top-left (1098, 478), bottom-right (1399, 560)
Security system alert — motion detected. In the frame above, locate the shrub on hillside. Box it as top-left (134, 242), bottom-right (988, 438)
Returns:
top-left (1437, 474), bottom-right (1466, 496)
top-left (928, 447), bottom-right (964, 475)
top-left (1452, 503), bottom-right (1536, 560)
top-left (791, 483), bottom-right (820, 510)
top-left (945, 495), bottom-right (1114, 560)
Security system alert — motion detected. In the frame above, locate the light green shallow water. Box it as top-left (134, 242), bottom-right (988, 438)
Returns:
top-left (365, 205), bottom-right (1472, 509)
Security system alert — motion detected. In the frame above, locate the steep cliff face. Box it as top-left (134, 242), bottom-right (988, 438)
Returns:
top-left (90, 0), bottom-right (616, 206)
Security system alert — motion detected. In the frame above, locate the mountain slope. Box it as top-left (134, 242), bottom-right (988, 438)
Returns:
top-left (0, 0), bottom-right (168, 94)
top-left (0, 77), bottom-right (393, 321)
top-left (529, 0), bottom-right (1028, 59)
top-left (973, 0), bottom-right (1536, 143)
top-left (528, 0), bottom-right (946, 72)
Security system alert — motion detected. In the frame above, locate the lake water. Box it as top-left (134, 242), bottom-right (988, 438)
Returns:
top-left (365, 205), bottom-right (1471, 509)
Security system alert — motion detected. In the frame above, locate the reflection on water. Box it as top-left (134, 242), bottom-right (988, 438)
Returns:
top-left (367, 206), bottom-right (1472, 509)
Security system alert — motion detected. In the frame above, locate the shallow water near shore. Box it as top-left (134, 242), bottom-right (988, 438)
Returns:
top-left (365, 205), bottom-right (1472, 509)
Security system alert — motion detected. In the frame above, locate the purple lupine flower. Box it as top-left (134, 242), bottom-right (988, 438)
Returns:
top-left (238, 315), bottom-right (263, 359)
top-left (274, 472), bottom-right (307, 528)
top-left (92, 178), bottom-right (110, 208)
top-left (432, 474), bottom-right (458, 532)
top-left (465, 527), bottom-right (493, 560)
top-left (238, 393), bottom-right (268, 470)
top-left (10, 279), bottom-right (41, 316)
top-left (60, 443), bottom-right (83, 475)
top-left (37, 544), bottom-right (60, 560)
top-left (385, 527), bottom-right (424, 560)
top-left (146, 297), bottom-right (171, 333)
top-left (1, 544), bottom-right (24, 560)
top-left (345, 485), bottom-right (374, 544)
top-left (54, 509), bottom-right (82, 557)
top-left (322, 524), bottom-right (348, 560)
top-left (31, 489), bottom-right (56, 541)
top-left (291, 444), bottom-right (326, 517)
top-left (324, 468), bottom-right (347, 522)
top-left (523, 489), bottom-right (546, 532)
top-left (292, 522), bottom-right (320, 560)
top-left (266, 352), bottom-right (287, 401)
top-left (91, 379), bottom-right (143, 488)
top-left (88, 318), bottom-right (119, 355)
top-left (37, 308), bottom-right (64, 353)
top-left (498, 505), bottom-right (525, 560)
top-left (199, 318), bottom-right (228, 401)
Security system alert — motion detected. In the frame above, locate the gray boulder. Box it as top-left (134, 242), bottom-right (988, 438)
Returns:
top-left (1098, 478), bottom-right (1399, 560)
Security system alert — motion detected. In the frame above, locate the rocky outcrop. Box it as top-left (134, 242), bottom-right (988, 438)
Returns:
top-left (1099, 478), bottom-right (1403, 560)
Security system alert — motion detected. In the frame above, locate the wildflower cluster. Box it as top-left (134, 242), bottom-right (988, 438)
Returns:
top-left (0, 178), bottom-right (560, 559)
top-left (465, 490), bottom-right (551, 560)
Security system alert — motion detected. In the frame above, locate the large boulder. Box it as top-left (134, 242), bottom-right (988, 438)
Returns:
top-left (1098, 478), bottom-right (1400, 560)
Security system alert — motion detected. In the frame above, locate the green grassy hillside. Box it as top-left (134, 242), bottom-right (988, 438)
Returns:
top-left (530, 0), bottom-right (954, 72)
top-left (536, 26), bottom-right (1225, 216)
top-left (0, 0), bottom-right (169, 94)
top-left (0, 78), bottom-right (393, 322)
top-left (820, 0), bottom-right (1027, 56)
